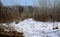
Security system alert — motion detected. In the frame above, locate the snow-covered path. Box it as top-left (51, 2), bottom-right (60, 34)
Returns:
top-left (1, 18), bottom-right (60, 37)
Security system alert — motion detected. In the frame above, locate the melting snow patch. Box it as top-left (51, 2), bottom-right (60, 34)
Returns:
top-left (1, 18), bottom-right (60, 37)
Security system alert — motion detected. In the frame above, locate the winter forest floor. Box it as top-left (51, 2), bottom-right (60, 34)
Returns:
top-left (1, 1), bottom-right (60, 37)
top-left (0, 18), bottom-right (60, 37)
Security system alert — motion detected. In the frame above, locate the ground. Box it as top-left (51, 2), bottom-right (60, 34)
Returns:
top-left (0, 18), bottom-right (60, 37)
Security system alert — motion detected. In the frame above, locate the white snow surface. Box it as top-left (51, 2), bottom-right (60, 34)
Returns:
top-left (1, 18), bottom-right (60, 37)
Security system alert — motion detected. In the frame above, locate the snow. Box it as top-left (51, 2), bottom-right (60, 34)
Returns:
top-left (1, 18), bottom-right (60, 37)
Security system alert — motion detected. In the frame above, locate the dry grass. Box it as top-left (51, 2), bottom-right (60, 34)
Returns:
top-left (1, 1), bottom-right (60, 22)
top-left (0, 27), bottom-right (24, 37)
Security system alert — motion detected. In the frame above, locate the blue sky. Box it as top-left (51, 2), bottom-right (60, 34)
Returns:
top-left (1, 0), bottom-right (56, 6)
top-left (1, 0), bottom-right (38, 6)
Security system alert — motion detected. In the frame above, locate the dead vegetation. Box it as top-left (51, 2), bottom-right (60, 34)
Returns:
top-left (0, 27), bottom-right (24, 37)
top-left (0, 0), bottom-right (60, 37)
